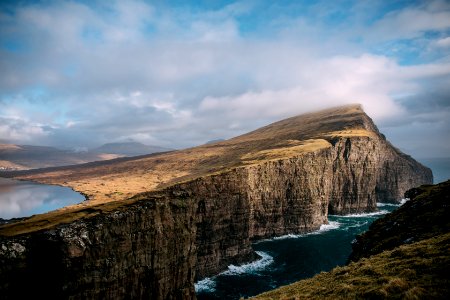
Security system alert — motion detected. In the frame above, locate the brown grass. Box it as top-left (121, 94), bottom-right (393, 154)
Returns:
top-left (1, 104), bottom-right (377, 236)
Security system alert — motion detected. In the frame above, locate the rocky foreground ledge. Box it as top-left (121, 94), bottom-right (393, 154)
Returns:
top-left (253, 180), bottom-right (450, 299)
top-left (0, 105), bottom-right (432, 299)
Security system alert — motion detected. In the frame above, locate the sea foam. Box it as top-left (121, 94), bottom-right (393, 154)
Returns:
top-left (377, 202), bottom-right (400, 207)
top-left (221, 251), bottom-right (274, 276)
top-left (194, 277), bottom-right (216, 293)
top-left (268, 221), bottom-right (341, 241)
top-left (400, 198), bottom-right (410, 205)
top-left (335, 210), bottom-right (389, 218)
top-left (194, 251), bottom-right (275, 293)
top-left (377, 198), bottom-right (410, 207)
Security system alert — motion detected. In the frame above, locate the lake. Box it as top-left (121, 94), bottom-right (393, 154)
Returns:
top-left (0, 177), bottom-right (85, 220)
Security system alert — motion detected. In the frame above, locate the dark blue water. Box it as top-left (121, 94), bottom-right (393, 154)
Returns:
top-left (196, 205), bottom-right (400, 299)
top-left (0, 177), bottom-right (85, 219)
top-left (417, 157), bottom-right (450, 184)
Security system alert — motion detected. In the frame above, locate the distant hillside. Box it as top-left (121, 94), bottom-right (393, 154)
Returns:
top-left (254, 180), bottom-right (450, 299)
top-left (0, 144), bottom-right (120, 170)
top-left (205, 139), bottom-right (225, 145)
top-left (92, 142), bottom-right (172, 156)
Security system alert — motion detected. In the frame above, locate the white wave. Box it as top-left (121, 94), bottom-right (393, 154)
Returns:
top-left (336, 210), bottom-right (389, 218)
top-left (400, 198), bottom-right (410, 205)
top-left (319, 221), bottom-right (340, 231)
top-left (268, 221), bottom-right (341, 241)
top-left (377, 198), bottom-right (410, 207)
top-left (377, 202), bottom-right (400, 207)
top-left (194, 277), bottom-right (216, 293)
top-left (272, 233), bottom-right (302, 240)
top-left (221, 251), bottom-right (274, 276)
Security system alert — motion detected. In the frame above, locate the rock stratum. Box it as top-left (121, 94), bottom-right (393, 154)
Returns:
top-left (254, 180), bottom-right (450, 299)
top-left (0, 105), bottom-right (432, 299)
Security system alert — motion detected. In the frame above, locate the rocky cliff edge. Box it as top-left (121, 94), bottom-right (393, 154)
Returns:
top-left (0, 104), bottom-right (432, 299)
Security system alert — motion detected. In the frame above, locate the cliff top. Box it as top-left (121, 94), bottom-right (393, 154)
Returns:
top-left (4, 104), bottom-right (376, 202)
top-left (253, 180), bottom-right (450, 299)
top-left (0, 104), bottom-right (383, 235)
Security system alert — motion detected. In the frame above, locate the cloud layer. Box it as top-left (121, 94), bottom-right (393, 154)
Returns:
top-left (0, 0), bottom-right (449, 157)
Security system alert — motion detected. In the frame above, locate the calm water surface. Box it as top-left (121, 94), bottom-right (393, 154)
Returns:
top-left (417, 157), bottom-right (450, 184)
top-left (196, 204), bottom-right (401, 299)
top-left (0, 177), bottom-right (85, 219)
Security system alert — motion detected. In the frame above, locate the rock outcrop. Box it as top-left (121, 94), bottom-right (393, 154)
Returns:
top-left (0, 105), bottom-right (432, 299)
top-left (349, 180), bottom-right (450, 262)
top-left (254, 180), bottom-right (450, 299)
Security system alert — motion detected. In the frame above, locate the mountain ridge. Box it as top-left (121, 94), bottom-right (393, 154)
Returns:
top-left (92, 141), bottom-right (172, 156)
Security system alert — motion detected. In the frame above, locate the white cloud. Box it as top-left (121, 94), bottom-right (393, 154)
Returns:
top-left (434, 37), bottom-right (450, 48)
top-left (366, 0), bottom-right (450, 42)
top-left (0, 0), bottom-right (449, 157)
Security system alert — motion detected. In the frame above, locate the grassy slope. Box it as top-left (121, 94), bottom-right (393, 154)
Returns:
top-left (350, 180), bottom-right (450, 262)
top-left (253, 181), bottom-right (450, 299)
top-left (6, 104), bottom-right (372, 204)
top-left (0, 104), bottom-right (378, 236)
top-left (253, 233), bottom-right (450, 300)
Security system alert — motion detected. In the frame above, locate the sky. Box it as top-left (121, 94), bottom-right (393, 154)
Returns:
top-left (0, 0), bottom-right (449, 158)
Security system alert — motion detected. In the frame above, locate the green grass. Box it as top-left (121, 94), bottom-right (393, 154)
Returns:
top-left (252, 232), bottom-right (450, 300)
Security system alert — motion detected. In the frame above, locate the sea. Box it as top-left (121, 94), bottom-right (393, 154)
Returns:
top-left (417, 157), bottom-right (450, 185)
top-left (195, 205), bottom-right (401, 299)
top-left (195, 158), bottom-right (450, 299)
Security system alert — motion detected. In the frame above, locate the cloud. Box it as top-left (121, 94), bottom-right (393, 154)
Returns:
top-left (433, 37), bottom-right (450, 48)
top-left (0, 115), bottom-right (49, 144)
top-left (0, 0), bottom-right (449, 157)
top-left (363, 0), bottom-right (450, 42)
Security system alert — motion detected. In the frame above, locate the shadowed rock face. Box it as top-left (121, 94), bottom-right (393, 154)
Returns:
top-left (349, 180), bottom-right (450, 262)
top-left (252, 181), bottom-right (450, 300)
top-left (0, 105), bottom-right (432, 299)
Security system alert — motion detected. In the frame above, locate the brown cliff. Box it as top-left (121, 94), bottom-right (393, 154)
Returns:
top-left (0, 104), bottom-right (432, 299)
top-left (253, 181), bottom-right (450, 299)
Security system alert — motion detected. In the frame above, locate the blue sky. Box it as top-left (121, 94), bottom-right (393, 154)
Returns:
top-left (0, 0), bottom-right (449, 158)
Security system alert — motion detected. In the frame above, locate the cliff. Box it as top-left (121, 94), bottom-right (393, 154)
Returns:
top-left (349, 180), bottom-right (450, 261)
top-left (253, 180), bottom-right (450, 299)
top-left (0, 105), bottom-right (432, 299)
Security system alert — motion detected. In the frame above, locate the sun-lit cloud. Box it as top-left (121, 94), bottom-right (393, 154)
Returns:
top-left (0, 0), bottom-right (449, 157)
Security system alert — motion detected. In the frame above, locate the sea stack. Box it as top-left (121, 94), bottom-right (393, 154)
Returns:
top-left (0, 104), bottom-right (432, 299)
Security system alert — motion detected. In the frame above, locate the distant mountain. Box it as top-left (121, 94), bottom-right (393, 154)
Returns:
top-left (0, 142), bottom-right (172, 171)
top-left (0, 143), bottom-right (120, 170)
top-left (92, 142), bottom-right (172, 156)
top-left (205, 139), bottom-right (225, 144)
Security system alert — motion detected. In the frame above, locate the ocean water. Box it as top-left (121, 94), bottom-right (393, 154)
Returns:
top-left (196, 204), bottom-right (401, 299)
top-left (417, 157), bottom-right (450, 184)
top-left (0, 177), bottom-right (85, 220)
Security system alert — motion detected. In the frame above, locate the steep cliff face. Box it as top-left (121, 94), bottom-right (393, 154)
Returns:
top-left (0, 194), bottom-right (198, 299)
top-left (0, 105), bottom-right (433, 299)
top-left (328, 136), bottom-right (432, 214)
top-left (190, 134), bottom-right (431, 278)
top-left (253, 181), bottom-right (450, 300)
